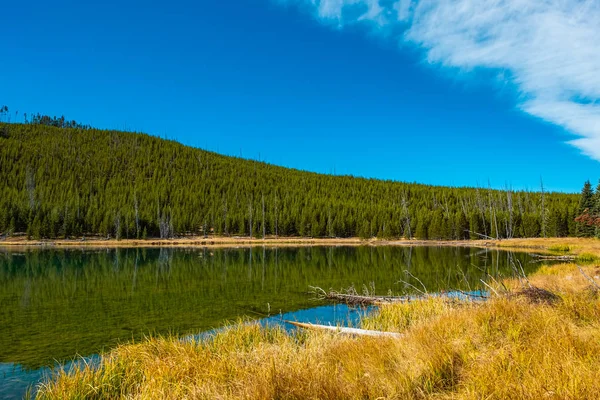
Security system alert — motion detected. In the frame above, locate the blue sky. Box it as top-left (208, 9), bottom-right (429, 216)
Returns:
top-left (2, 0), bottom-right (598, 192)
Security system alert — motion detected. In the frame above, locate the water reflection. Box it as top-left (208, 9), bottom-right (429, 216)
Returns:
top-left (0, 246), bottom-right (539, 398)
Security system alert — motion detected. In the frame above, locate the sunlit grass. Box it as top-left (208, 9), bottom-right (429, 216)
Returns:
top-left (548, 244), bottom-right (571, 252)
top-left (37, 239), bottom-right (600, 399)
top-left (493, 237), bottom-right (600, 255)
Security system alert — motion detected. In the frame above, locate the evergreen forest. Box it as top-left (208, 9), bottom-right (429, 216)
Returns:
top-left (0, 119), bottom-right (589, 240)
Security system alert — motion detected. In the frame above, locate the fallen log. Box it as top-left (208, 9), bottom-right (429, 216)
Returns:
top-left (532, 254), bottom-right (576, 261)
top-left (323, 292), bottom-right (413, 305)
top-left (311, 286), bottom-right (488, 306)
top-left (310, 286), bottom-right (415, 305)
top-left (576, 264), bottom-right (600, 292)
top-left (284, 320), bottom-right (403, 338)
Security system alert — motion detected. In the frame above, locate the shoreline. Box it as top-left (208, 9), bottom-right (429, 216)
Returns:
top-left (0, 236), bottom-right (597, 255)
top-left (0, 236), bottom-right (497, 249)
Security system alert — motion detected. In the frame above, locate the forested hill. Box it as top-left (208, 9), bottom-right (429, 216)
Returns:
top-left (0, 122), bottom-right (580, 240)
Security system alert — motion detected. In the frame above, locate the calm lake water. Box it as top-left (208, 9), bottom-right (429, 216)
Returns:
top-left (0, 246), bottom-right (539, 399)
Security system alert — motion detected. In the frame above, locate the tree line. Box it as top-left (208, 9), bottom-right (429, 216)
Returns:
top-left (0, 105), bottom-right (90, 129)
top-left (0, 120), bottom-right (583, 240)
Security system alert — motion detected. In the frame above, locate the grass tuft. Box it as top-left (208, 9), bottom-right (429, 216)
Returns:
top-left (576, 253), bottom-right (599, 263)
top-left (548, 244), bottom-right (571, 252)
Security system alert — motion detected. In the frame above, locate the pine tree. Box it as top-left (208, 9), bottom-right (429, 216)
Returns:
top-left (454, 211), bottom-right (469, 240)
top-left (546, 207), bottom-right (559, 238)
top-left (593, 181), bottom-right (600, 238)
top-left (429, 210), bottom-right (443, 240)
top-left (521, 213), bottom-right (540, 238)
top-left (415, 215), bottom-right (428, 240)
top-left (576, 180), bottom-right (595, 237)
top-left (358, 220), bottom-right (370, 239)
top-left (468, 212), bottom-right (482, 240)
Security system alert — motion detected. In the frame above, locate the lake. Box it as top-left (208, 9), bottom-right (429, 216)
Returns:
top-left (0, 245), bottom-right (539, 399)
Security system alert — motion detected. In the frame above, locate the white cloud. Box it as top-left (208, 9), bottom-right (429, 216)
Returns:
top-left (394, 0), bottom-right (413, 21)
top-left (277, 0), bottom-right (600, 161)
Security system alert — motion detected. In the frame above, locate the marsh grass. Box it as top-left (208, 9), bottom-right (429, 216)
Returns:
top-left (37, 243), bottom-right (600, 399)
top-left (493, 237), bottom-right (600, 256)
top-left (576, 253), bottom-right (599, 263)
top-left (548, 244), bottom-right (571, 253)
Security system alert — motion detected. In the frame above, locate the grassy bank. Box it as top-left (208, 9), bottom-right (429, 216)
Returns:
top-left (0, 235), bottom-right (478, 249)
top-left (0, 235), bottom-right (367, 248)
top-left (36, 240), bottom-right (600, 399)
top-left (3, 235), bottom-right (600, 250)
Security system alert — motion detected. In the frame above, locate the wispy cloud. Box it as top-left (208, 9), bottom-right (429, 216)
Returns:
top-left (278, 0), bottom-right (600, 160)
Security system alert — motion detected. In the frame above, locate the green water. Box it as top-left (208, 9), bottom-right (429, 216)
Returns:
top-left (0, 246), bottom-right (538, 398)
top-left (1, 246), bottom-right (537, 368)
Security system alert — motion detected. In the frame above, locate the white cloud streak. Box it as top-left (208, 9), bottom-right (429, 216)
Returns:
top-left (278, 0), bottom-right (600, 160)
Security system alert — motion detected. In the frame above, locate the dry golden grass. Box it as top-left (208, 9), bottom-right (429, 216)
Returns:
top-left (7, 235), bottom-right (590, 251)
top-left (490, 237), bottom-right (600, 256)
top-left (37, 240), bottom-right (600, 400)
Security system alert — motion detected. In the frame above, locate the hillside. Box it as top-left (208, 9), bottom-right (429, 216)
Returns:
top-left (0, 122), bottom-right (579, 240)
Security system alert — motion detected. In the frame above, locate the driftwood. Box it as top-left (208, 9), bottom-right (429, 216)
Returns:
top-left (323, 292), bottom-right (413, 306)
top-left (310, 286), bottom-right (415, 305)
top-left (311, 286), bottom-right (487, 306)
top-left (464, 230), bottom-right (497, 240)
top-left (285, 320), bottom-right (403, 338)
top-left (576, 264), bottom-right (600, 292)
top-left (531, 254), bottom-right (576, 261)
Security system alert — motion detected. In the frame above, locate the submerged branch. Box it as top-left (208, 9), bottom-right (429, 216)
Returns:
top-left (310, 286), bottom-right (488, 306)
top-left (531, 254), bottom-right (577, 261)
top-left (310, 286), bottom-right (412, 305)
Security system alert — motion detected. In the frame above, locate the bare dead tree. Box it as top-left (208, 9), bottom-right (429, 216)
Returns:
top-left (157, 200), bottom-right (173, 239)
top-left (401, 192), bottom-right (411, 239)
top-left (202, 215), bottom-right (208, 238)
top-left (441, 193), bottom-right (453, 237)
top-left (505, 185), bottom-right (514, 239)
top-left (517, 194), bottom-right (525, 226)
top-left (26, 166), bottom-right (35, 210)
top-left (540, 177), bottom-right (547, 238)
top-left (261, 194), bottom-right (266, 239)
top-left (158, 213), bottom-right (169, 239)
top-left (62, 205), bottom-right (69, 238)
top-left (248, 198), bottom-right (253, 238)
top-left (134, 192), bottom-right (140, 238)
top-left (475, 187), bottom-right (488, 237)
top-left (488, 181), bottom-right (499, 239)
top-left (222, 196), bottom-right (228, 236)
top-left (327, 206), bottom-right (333, 238)
top-left (441, 193), bottom-right (450, 217)
top-left (114, 211), bottom-right (122, 240)
top-left (274, 193), bottom-right (279, 238)
top-left (459, 195), bottom-right (468, 216)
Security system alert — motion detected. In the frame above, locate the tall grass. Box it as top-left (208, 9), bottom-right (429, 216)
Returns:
top-left (548, 244), bottom-right (571, 252)
top-left (494, 237), bottom-right (600, 256)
